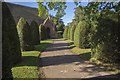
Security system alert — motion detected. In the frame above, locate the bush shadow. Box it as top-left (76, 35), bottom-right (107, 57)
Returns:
top-left (14, 56), bottom-right (39, 67)
top-left (78, 52), bottom-right (91, 61)
top-left (35, 43), bottom-right (51, 52)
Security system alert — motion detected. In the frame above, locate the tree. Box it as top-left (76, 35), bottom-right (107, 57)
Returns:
top-left (37, 2), bottom-right (67, 19)
top-left (56, 19), bottom-right (64, 31)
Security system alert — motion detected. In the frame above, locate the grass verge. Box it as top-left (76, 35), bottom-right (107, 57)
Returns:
top-left (12, 40), bottom-right (53, 78)
top-left (66, 39), bottom-right (91, 60)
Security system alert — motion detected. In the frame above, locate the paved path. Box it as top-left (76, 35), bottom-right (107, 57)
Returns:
top-left (39, 39), bottom-right (119, 79)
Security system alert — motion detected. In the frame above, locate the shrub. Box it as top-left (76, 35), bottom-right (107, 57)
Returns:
top-left (74, 21), bottom-right (91, 48)
top-left (74, 22), bottom-right (81, 48)
top-left (2, 2), bottom-right (21, 78)
top-left (70, 25), bottom-right (76, 41)
top-left (63, 27), bottom-right (68, 39)
top-left (30, 21), bottom-right (40, 45)
top-left (17, 17), bottom-right (34, 51)
top-left (57, 31), bottom-right (63, 38)
top-left (91, 13), bottom-right (119, 63)
top-left (39, 24), bottom-right (47, 40)
top-left (46, 27), bottom-right (50, 39)
top-left (67, 27), bottom-right (71, 39)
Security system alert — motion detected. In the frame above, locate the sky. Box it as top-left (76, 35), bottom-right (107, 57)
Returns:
top-left (5, 1), bottom-right (87, 25)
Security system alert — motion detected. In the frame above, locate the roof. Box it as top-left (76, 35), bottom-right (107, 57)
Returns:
top-left (6, 2), bottom-right (44, 25)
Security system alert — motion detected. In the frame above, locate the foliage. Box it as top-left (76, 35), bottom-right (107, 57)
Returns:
top-left (57, 31), bottom-right (63, 38)
top-left (73, 2), bottom-right (120, 64)
top-left (2, 2), bottom-right (21, 78)
top-left (30, 21), bottom-right (40, 45)
top-left (38, 2), bottom-right (67, 19)
top-left (56, 19), bottom-right (64, 31)
top-left (17, 17), bottom-right (34, 51)
top-left (85, 2), bottom-right (119, 63)
top-left (63, 27), bottom-right (68, 40)
top-left (39, 24), bottom-right (48, 40)
top-left (51, 17), bottom-right (65, 38)
top-left (74, 20), bottom-right (91, 48)
top-left (79, 21), bottom-right (91, 48)
top-left (38, 2), bottom-right (48, 19)
top-left (91, 12), bottom-right (119, 63)
top-left (67, 27), bottom-right (71, 39)
top-left (74, 21), bottom-right (81, 48)
top-left (70, 24), bottom-right (76, 41)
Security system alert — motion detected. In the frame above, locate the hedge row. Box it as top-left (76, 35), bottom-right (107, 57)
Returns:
top-left (91, 13), bottom-right (120, 63)
top-left (2, 3), bottom-right (46, 78)
top-left (2, 3), bottom-right (21, 78)
top-left (65, 20), bottom-right (91, 48)
top-left (63, 11), bottom-right (119, 64)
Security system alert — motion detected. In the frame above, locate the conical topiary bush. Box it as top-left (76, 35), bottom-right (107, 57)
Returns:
top-left (63, 27), bottom-right (68, 40)
top-left (39, 24), bottom-right (47, 40)
top-left (17, 17), bottom-right (34, 51)
top-left (70, 25), bottom-right (76, 41)
top-left (67, 27), bottom-right (70, 39)
top-left (2, 2), bottom-right (21, 78)
top-left (74, 22), bottom-right (81, 48)
top-left (74, 20), bottom-right (91, 48)
top-left (30, 21), bottom-right (40, 45)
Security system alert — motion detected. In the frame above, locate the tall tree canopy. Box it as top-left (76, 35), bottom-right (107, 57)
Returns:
top-left (37, 2), bottom-right (67, 19)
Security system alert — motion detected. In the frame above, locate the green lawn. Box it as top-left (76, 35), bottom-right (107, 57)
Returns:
top-left (12, 40), bottom-right (53, 78)
top-left (71, 47), bottom-right (91, 60)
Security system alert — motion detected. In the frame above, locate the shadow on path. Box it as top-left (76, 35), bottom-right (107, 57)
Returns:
top-left (40, 55), bottom-right (82, 67)
top-left (39, 39), bottom-right (120, 79)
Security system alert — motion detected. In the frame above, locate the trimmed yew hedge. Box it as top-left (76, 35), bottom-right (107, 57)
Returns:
top-left (67, 28), bottom-right (69, 39)
top-left (39, 24), bottom-right (47, 40)
top-left (91, 15), bottom-right (120, 63)
top-left (74, 20), bottom-right (91, 48)
top-left (2, 2), bottom-right (21, 78)
top-left (74, 22), bottom-right (81, 48)
top-left (30, 21), bottom-right (40, 45)
top-left (63, 27), bottom-right (68, 40)
top-left (67, 27), bottom-right (71, 39)
top-left (17, 17), bottom-right (34, 51)
top-left (70, 25), bottom-right (76, 41)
